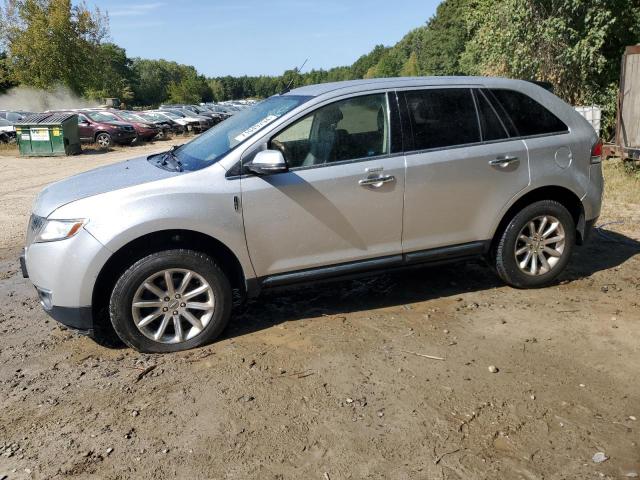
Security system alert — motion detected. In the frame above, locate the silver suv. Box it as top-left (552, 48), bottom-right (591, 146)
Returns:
top-left (21, 77), bottom-right (603, 353)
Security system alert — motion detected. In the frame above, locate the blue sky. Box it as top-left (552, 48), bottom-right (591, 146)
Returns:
top-left (84, 0), bottom-right (441, 77)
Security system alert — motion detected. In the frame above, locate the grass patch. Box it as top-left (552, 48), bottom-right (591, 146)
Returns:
top-left (0, 142), bottom-right (18, 156)
top-left (603, 159), bottom-right (640, 207)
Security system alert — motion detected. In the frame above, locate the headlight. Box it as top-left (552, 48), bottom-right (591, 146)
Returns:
top-left (34, 219), bottom-right (87, 243)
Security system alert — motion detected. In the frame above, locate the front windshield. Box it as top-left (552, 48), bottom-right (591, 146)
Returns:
top-left (120, 112), bottom-right (145, 122)
top-left (87, 111), bottom-right (119, 122)
top-left (159, 111), bottom-right (180, 119)
top-left (165, 109), bottom-right (186, 118)
top-left (173, 95), bottom-right (310, 171)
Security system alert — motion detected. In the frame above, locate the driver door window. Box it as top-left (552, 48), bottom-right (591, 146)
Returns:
top-left (271, 93), bottom-right (389, 169)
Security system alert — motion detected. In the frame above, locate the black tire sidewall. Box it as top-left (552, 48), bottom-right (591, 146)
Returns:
top-left (495, 200), bottom-right (575, 288)
top-left (109, 250), bottom-right (232, 353)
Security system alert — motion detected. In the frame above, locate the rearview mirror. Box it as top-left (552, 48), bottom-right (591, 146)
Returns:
top-left (246, 150), bottom-right (288, 175)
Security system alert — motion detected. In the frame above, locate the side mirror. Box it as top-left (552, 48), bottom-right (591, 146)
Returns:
top-left (246, 150), bottom-right (288, 175)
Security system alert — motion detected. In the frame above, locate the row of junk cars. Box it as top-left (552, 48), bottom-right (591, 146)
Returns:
top-left (0, 100), bottom-right (256, 148)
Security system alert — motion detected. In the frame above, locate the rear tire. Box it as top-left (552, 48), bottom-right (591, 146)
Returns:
top-left (109, 250), bottom-right (232, 353)
top-left (494, 200), bottom-right (575, 288)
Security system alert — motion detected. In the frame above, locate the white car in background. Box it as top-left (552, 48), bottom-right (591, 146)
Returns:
top-left (0, 118), bottom-right (16, 143)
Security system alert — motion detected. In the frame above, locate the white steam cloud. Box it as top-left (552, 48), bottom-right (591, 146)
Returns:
top-left (0, 85), bottom-right (99, 113)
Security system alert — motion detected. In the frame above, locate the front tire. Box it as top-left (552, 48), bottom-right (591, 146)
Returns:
top-left (95, 132), bottom-right (113, 149)
top-left (109, 250), bottom-right (232, 353)
top-left (493, 200), bottom-right (575, 288)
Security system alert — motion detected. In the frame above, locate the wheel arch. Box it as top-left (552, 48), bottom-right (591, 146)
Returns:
top-left (94, 130), bottom-right (112, 141)
top-left (491, 185), bottom-right (587, 251)
top-left (91, 229), bottom-right (247, 339)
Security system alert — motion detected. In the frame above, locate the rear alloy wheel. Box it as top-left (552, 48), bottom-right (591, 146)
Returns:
top-left (95, 132), bottom-right (112, 149)
top-left (494, 200), bottom-right (575, 288)
top-left (109, 250), bottom-right (232, 353)
top-left (514, 215), bottom-right (566, 276)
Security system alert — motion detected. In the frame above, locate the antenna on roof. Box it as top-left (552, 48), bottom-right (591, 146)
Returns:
top-left (280, 58), bottom-right (309, 95)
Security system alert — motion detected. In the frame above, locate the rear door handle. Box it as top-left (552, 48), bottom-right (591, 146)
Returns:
top-left (359, 175), bottom-right (396, 187)
top-left (489, 155), bottom-right (519, 168)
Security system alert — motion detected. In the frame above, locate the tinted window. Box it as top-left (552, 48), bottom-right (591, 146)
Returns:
top-left (490, 89), bottom-right (568, 137)
top-left (405, 88), bottom-right (480, 150)
top-left (272, 93), bottom-right (389, 168)
top-left (474, 90), bottom-right (509, 141)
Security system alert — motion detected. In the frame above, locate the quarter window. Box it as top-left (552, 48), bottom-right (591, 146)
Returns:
top-left (404, 88), bottom-right (480, 151)
top-left (271, 94), bottom-right (389, 168)
top-left (489, 89), bottom-right (568, 137)
top-left (474, 90), bottom-right (510, 141)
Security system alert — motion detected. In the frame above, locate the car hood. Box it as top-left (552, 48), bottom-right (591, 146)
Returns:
top-left (104, 121), bottom-right (132, 128)
top-left (32, 155), bottom-right (181, 217)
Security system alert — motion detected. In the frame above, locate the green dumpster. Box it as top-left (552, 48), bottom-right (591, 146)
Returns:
top-left (15, 113), bottom-right (81, 157)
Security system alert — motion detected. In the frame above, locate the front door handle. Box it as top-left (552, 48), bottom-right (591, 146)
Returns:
top-left (359, 175), bottom-right (396, 187)
top-left (489, 155), bottom-right (520, 168)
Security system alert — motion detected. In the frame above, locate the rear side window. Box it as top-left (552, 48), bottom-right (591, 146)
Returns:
top-left (490, 89), bottom-right (568, 137)
top-left (404, 88), bottom-right (480, 150)
top-left (474, 90), bottom-right (509, 141)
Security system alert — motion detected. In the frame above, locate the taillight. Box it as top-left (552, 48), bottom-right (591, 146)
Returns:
top-left (591, 139), bottom-right (603, 163)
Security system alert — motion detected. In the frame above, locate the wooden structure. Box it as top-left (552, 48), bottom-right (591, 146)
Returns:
top-left (604, 45), bottom-right (640, 162)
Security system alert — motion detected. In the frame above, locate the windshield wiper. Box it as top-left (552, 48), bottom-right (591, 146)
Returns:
top-left (160, 144), bottom-right (184, 172)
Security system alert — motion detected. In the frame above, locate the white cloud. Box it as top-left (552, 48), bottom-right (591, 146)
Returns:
top-left (108, 2), bottom-right (165, 17)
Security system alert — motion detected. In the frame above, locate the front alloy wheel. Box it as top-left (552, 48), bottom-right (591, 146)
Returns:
top-left (132, 269), bottom-right (215, 344)
top-left (95, 132), bottom-right (112, 149)
top-left (109, 250), bottom-right (232, 353)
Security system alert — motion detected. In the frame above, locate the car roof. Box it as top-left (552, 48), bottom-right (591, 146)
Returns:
top-left (286, 76), bottom-right (537, 97)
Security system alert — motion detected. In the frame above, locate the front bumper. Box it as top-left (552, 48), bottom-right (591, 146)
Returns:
top-left (20, 249), bottom-right (28, 278)
top-left (47, 306), bottom-right (94, 332)
top-left (113, 130), bottom-right (136, 141)
top-left (23, 228), bottom-right (112, 332)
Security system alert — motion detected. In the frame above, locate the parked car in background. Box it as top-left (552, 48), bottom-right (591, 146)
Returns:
top-left (137, 111), bottom-right (184, 136)
top-left (118, 111), bottom-right (172, 139)
top-left (21, 77), bottom-right (602, 353)
top-left (74, 110), bottom-right (137, 148)
top-left (101, 110), bottom-right (160, 141)
top-left (0, 110), bottom-right (27, 123)
top-left (0, 118), bottom-right (16, 143)
top-left (149, 110), bottom-right (197, 133)
top-left (161, 104), bottom-right (221, 126)
top-left (159, 108), bottom-right (210, 132)
top-left (199, 104), bottom-right (232, 121)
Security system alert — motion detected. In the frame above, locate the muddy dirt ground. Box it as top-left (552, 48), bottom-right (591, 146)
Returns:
top-left (0, 146), bottom-right (639, 479)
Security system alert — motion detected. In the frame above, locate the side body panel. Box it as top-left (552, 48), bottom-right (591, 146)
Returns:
top-left (50, 163), bottom-right (254, 307)
top-left (240, 156), bottom-right (405, 277)
top-left (403, 139), bottom-right (529, 251)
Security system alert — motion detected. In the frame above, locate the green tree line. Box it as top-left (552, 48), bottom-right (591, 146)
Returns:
top-left (1, 0), bottom-right (639, 136)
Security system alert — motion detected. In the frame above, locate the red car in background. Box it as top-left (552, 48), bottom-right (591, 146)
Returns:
top-left (99, 110), bottom-right (160, 141)
top-left (75, 111), bottom-right (137, 148)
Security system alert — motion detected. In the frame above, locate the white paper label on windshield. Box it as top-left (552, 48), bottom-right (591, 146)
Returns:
top-left (30, 128), bottom-right (50, 141)
top-left (234, 115), bottom-right (278, 142)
